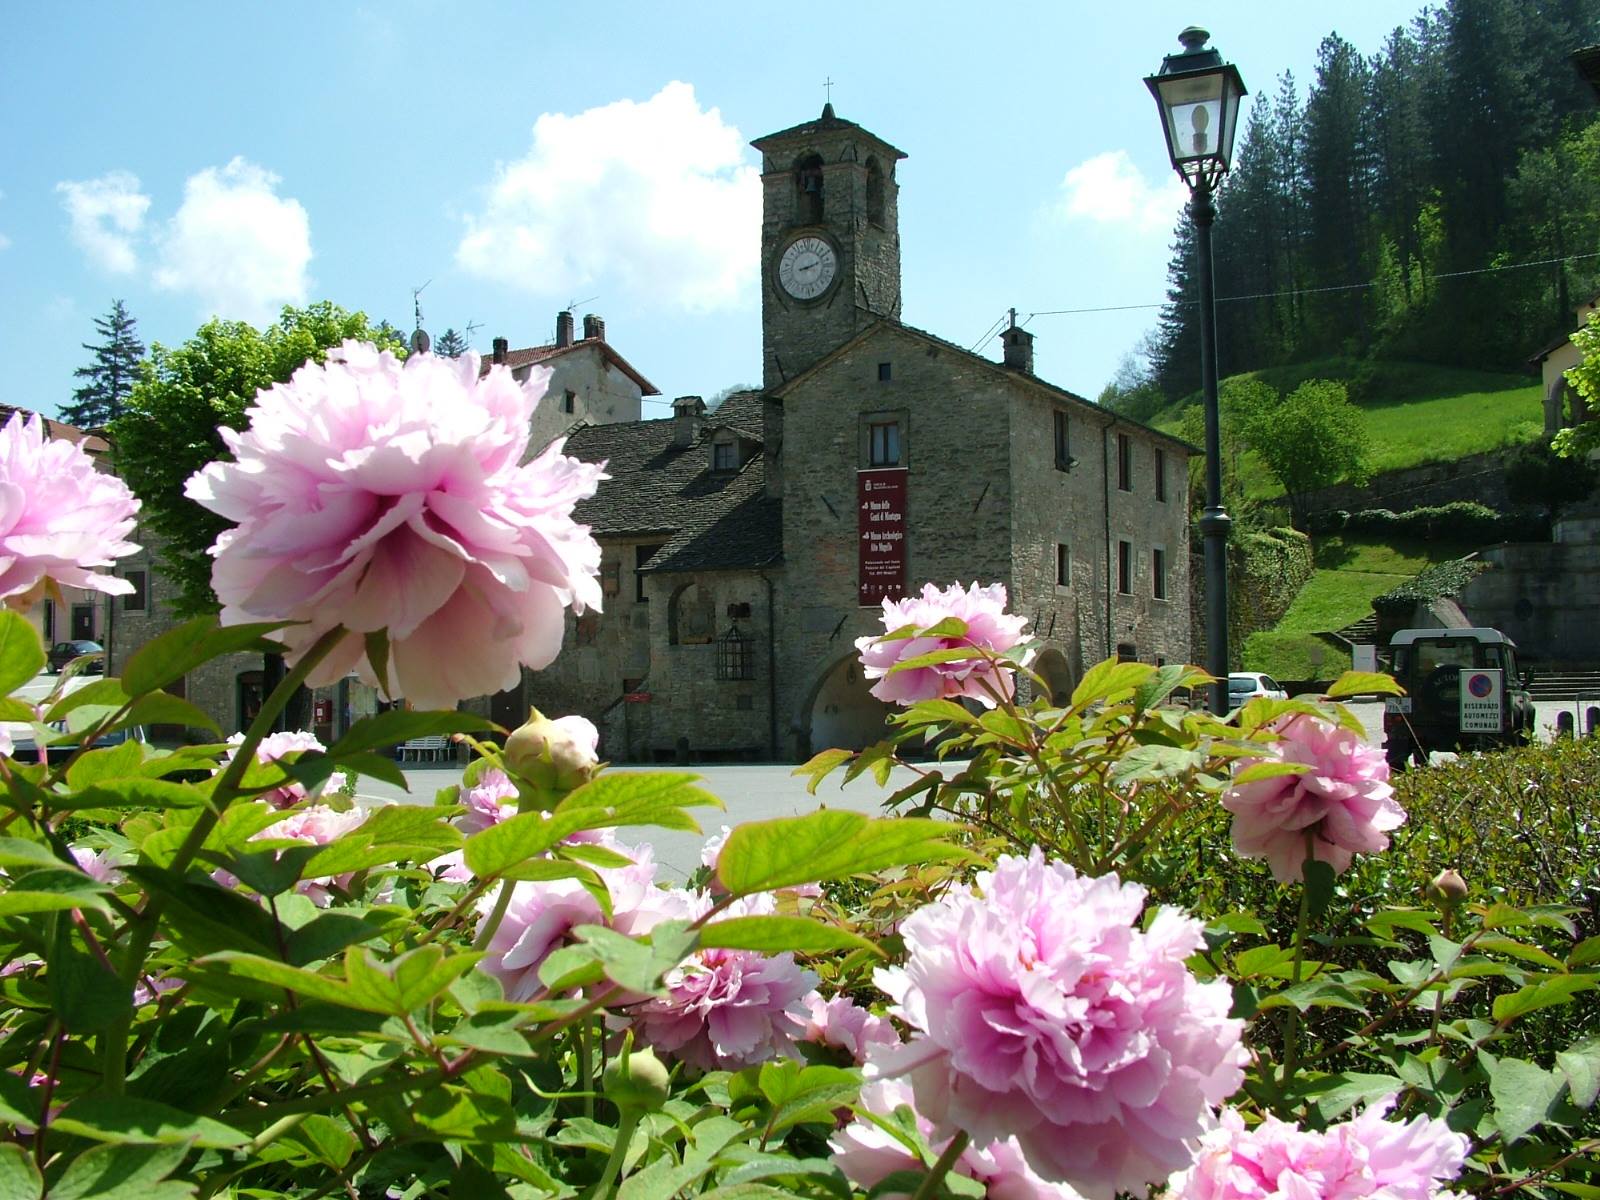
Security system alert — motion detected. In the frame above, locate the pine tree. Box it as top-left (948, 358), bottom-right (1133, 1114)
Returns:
top-left (63, 300), bottom-right (145, 429)
top-left (434, 327), bottom-right (469, 358)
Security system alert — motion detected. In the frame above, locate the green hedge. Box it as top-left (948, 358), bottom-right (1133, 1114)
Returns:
top-left (1372, 556), bottom-right (1492, 613)
top-left (1308, 500), bottom-right (1547, 543)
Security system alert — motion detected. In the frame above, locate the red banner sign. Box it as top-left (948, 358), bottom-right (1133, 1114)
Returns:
top-left (623, 692), bottom-right (652, 704)
top-left (858, 468), bottom-right (908, 607)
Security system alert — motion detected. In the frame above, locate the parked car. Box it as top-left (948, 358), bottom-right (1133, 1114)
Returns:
top-left (6, 722), bottom-right (146, 767)
top-left (1227, 671), bottom-right (1289, 708)
top-left (47, 640), bottom-right (103, 674)
top-left (1381, 626), bottom-right (1533, 769)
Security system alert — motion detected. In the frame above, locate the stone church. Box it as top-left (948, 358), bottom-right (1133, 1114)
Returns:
top-left (517, 104), bottom-right (1196, 761)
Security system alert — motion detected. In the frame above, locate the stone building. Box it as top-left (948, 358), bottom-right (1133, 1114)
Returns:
top-left (521, 105), bottom-right (1195, 760)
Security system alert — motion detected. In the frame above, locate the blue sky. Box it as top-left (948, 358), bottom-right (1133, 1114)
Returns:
top-left (3, 2), bottom-right (1420, 422)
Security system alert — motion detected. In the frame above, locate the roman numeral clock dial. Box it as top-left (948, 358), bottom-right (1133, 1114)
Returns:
top-left (777, 235), bottom-right (838, 301)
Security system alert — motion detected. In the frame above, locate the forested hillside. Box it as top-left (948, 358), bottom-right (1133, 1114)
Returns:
top-left (1108, 0), bottom-right (1600, 413)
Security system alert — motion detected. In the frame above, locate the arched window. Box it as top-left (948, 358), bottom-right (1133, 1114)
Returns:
top-left (669, 583), bottom-right (716, 645)
top-left (795, 154), bottom-right (824, 224)
top-left (865, 157), bottom-right (885, 227)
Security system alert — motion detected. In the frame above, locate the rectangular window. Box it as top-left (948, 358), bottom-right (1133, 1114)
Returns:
top-left (1155, 448), bottom-right (1166, 501)
top-left (1117, 433), bottom-right (1132, 492)
top-left (635, 543), bottom-right (663, 602)
top-left (1152, 548), bottom-right (1168, 601)
top-left (1054, 411), bottom-right (1071, 470)
top-left (869, 421), bottom-right (902, 467)
top-left (1117, 540), bottom-right (1132, 595)
top-left (123, 569), bottom-right (148, 613)
top-left (878, 362), bottom-right (892, 382)
top-left (1056, 543), bottom-right (1071, 587)
top-left (712, 440), bottom-right (736, 471)
top-left (562, 390), bottom-right (576, 414)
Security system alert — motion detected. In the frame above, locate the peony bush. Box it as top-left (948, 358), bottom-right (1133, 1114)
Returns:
top-left (0, 347), bottom-right (1594, 1199)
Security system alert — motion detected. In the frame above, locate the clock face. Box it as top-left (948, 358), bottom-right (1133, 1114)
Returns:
top-left (777, 235), bottom-right (838, 300)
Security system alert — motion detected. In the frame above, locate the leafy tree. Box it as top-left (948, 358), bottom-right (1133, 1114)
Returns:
top-left (1235, 378), bottom-right (1370, 527)
top-left (1554, 312), bottom-right (1600, 460)
top-left (112, 302), bottom-right (407, 616)
top-left (1506, 436), bottom-right (1597, 519)
top-left (62, 299), bottom-right (145, 429)
top-left (434, 327), bottom-right (469, 357)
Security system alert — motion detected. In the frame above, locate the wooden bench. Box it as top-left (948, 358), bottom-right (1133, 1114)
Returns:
top-left (398, 735), bottom-right (450, 762)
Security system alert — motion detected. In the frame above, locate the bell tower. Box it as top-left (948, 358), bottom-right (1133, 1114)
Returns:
top-left (751, 105), bottom-right (906, 390)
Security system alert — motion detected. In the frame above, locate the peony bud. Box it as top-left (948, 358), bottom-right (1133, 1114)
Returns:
top-left (502, 709), bottom-right (599, 795)
top-left (601, 1046), bottom-right (670, 1114)
top-left (1424, 868), bottom-right (1469, 906)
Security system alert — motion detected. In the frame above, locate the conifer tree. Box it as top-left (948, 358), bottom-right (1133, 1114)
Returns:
top-left (63, 300), bottom-right (145, 429)
top-left (434, 327), bottom-right (469, 357)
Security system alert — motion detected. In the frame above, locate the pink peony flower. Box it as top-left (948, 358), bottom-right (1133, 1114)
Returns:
top-left (0, 412), bottom-right (140, 606)
top-left (184, 343), bottom-right (606, 709)
top-left (1169, 1100), bottom-right (1468, 1200)
top-left (252, 802), bottom-right (370, 906)
top-left (1222, 715), bottom-right (1405, 884)
top-left (457, 767), bottom-right (518, 835)
top-left (476, 836), bottom-right (669, 1001)
top-left (831, 1078), bottom-right (1083, 1200)
top-left (855, 582), bottom-right (1031, 707)
top-left (871, 848), bottom-right (1246, 1198)
top-left (630, 892), bottom-right (817, 1071)
top-left (70, 846), bottom-right (123, 886)
top-left (228, 729), bottom-right (327, 808)
top-left (794, 992), bottom-right (901, 1065)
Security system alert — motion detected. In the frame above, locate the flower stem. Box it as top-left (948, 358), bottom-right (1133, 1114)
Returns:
top-left (912, 1130), bottom-right (971, 1200)
top-left (1279, 832), bottom-right (1316, 1094)
top-left (586, 1111), bottom-right (638, 1199)
top-left (98, 625), bottom-right (348, 1094)
top-left (473, 880), bottom-right (515, 951)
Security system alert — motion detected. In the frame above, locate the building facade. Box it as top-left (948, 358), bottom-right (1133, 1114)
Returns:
top-left (522, 105), bottom-right (1195, 761)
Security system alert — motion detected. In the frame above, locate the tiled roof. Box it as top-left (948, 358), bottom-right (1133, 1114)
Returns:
top-left (479, 339), bottom-right (660, 395)
top-left (751, 103), bottom-right (907, 160)
top-left (562, 390), bottom-right (781, 574)
top-left (0, 405), bottom-right (110, 455)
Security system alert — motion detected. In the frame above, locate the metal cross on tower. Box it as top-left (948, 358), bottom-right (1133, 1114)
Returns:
top-left (823, 76), bottom-right (834, 104)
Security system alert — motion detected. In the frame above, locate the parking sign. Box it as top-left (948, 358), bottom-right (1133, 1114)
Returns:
top-left (1459, 669), bottom-right (1503, 733)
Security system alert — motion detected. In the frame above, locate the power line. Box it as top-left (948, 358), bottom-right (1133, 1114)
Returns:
top-left (967, 311), bottom-right (1011, 353)
top-left (1024, 249), bottom-right (1600, 321)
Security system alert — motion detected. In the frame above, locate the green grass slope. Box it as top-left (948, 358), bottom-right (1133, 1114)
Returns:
top-left (1241, 535), bottom-right (1479, 681)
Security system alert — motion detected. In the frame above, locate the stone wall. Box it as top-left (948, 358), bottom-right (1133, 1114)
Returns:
top-left (1299, 449), bottom-right (1526, 518)
top-left (519, 348), bottom-right (644, 456)
top-left (1460, 516), bottom-right (1600, 664)
top-left (1188, 527), bottom-right (1316, 672)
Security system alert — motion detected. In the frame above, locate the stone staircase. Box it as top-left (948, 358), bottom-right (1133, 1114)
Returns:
top-left (1528, 669), bottom-right (1600, 702)
top-left (1335, 614), bottom-right (1379, 646)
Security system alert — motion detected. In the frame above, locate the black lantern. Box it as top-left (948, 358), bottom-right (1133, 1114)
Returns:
top-left (1144, 27), bottom-right (1247, 191)
top-left (716, 624), bottom-right (753, 681)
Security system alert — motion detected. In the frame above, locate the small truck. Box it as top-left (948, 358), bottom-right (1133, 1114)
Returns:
top-left (1381, 627), bottom-right (1535, 769)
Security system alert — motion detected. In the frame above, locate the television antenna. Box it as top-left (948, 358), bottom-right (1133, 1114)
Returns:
top-left (411, 280), bottom-right (432, 332)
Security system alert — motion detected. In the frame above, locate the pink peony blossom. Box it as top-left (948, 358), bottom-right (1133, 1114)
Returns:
top-left (457, 767), bottom-right (518, 835)
top-left (855, 582), bottom-right (1031, 707)
top-left (184, 343), bottom-right (606, 709)
top-left (630, 892), bottom-right (817, 1071)
top-left (1169, 1100), bottom-right (1468, 1200)
top-left (1222, 715), bottom-right (1405, 884)
top-left (253, 802), bottom-right (370, 906)
top-left (70, 846), bottom-right (123, 886)
top-left (0, 412), bottom-right (140, 606)
top-left (228, 729), bottom-right (327, 808)
top-left (871, 848), bottom-right (1246, 1199)
top-left (832, 1078), bottom-right (1083, 1200)
top-left (794, 992), bottom-right (901, 1065)
top-left (476, 836), bottom-right (669, 1001)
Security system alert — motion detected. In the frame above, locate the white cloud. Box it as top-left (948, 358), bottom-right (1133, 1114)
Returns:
top-left (56, 171), bottom-right (151, 273)
top-left (153, 157), bottom-right (311, 323)
top-left (1054, 150), bottom-right (1187, 235)
top-left (457, 81), bottom-right (759, 311)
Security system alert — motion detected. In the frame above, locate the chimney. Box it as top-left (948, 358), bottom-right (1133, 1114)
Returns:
top-left (492, 337), bottom-right (508, 364)
top-left (555, 310), bottom-right (575, 348)
top-left (1000, 309), bottom-right (1034, 374)
top-left (582, 313), bottom-right (606, 341)
top-left (671, 395), bottom-right (705, 448)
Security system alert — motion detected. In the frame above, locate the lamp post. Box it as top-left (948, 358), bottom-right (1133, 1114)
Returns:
top-left (1146, 27), bottom-right (1247, 715)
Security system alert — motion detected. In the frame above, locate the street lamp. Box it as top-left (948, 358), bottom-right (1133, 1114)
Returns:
top-left (1146, 27), bottom-right (1247, 714)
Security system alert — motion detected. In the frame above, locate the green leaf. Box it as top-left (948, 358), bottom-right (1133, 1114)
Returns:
top-left (190, 951), bottom-right (357, 1009)
top-left (50, 921), bottom-right (129, 1034)
top-left (571, 921), bottom-right (698, 995)
top-left (46, 677), bottom-right (132, 722)
top-left (0, 1143), bottom-right (41, 1200)
top-left (0, 837), bottom-right (71, 873)
top-left (0, 867), bottom-right (114, 916)
top-left (56, 778), bottom-right (207, 812)
top-left (1109, 743), bottom-right (1205, 786)
top-left (1231, 761), bottom-right (1314, 785)
top-left (699, 915), bottom-right (882, 958)
top-left (1255, 979), bottom-right (1366, 1013)
top-left (365, 629), bottom-right (392, 697)
top-left (283, 1114), bottom-right (358, 1171)
top-left (1304, 859), bottom-right (1336, 921)
top-left (1477, 936), bottom-right (1567, 971)
top-left (883, 646), bottom-right (988, 675)
top-left (1233, 944), bottom-right (1293, 978)
top-left (1491, 976), bottom-right (1597, 1023)
top-left (124, 691), bottom-right (221, 735)
top-left (51, 1097), bottom-right (249, 1148)
top-left (1557, 1038), bottom-right (1600, 1110)
top-left (342, 945), bottom-right (483, 1015)
top-left (1365, 909), bottom-right (1438, 940)
top-left (1569, 936), bottom-right (1600, 969)
top-left (717, 810), bottom-right (964, 896)
top-left (555, 771), bottom-right (723, 833)
top-left (1308, 1072), bottom-right (1406, 1121)
top-left (283, 909), bottom-right (395, 967)
top-left (1487, 1055), bottom-right (1565, 1143)
top-left (328, 710), bottom-right (491, 758)
top-left (303, 804), bottom-right (461, 876)
top-left (1133, 663), bottom-right (1207, 711)
top-left (793, 748), bottom-right (854, 795)
top-left (463, 811), bottom-right (567, 878)
top-left (1071, 658), bottom-right (1154, 707)
top-left (52, 1142), bottom-right (193, 1200)
top-left (0, 611), bottom-right (45, 695)
top-left (1326, 670), bottom-right (1403, 698)
top-left (757, 1062), bottom-right (861, 1135)
top-left (122, 616), bottom-right (290, 697)
top-left (616, 1157), bottom-right (714, 1200)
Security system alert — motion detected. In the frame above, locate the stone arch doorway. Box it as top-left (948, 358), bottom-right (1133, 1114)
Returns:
top-left (798, 654), bottom-right (892, 758)
top-left (1034, 648), bottom-right (1075, 706)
